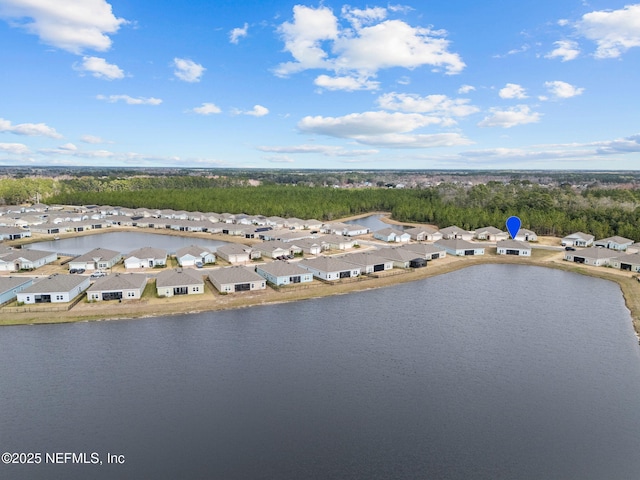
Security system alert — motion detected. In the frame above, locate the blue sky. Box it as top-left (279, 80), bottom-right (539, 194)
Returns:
top-left (1, 0), bottom-right (639, 169)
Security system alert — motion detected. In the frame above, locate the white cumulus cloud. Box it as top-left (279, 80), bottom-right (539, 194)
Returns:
top-left (545, 40), bottom-right (580, 61)
top-left (377, 92), bottom-right (479, 117)
top-left (576, 4), bottom-right (640, 58)
top-left (275, 4), bottom-right (464, 86)
top-left (96, 94), bottom-right (162, 105)
top-left (191, 103), bottom-right (222, 115)
top-left (499, 83), bottom-right (528, 99)
top-left (544, 80), bottom-right (585, 99)
top-left (314, 74), bottom-right (379, 91)
top-left (458, 84), bottom-right (475, 94)
top-left (172, 58), bottom-right (205, 82)
top-left (477, 105), bottom-right (541, 128)
top-left (0, 0), bottom-right (126, 54)
top-left (234, 105), bottom-right (269, 117)
top-left (0, 117), bottom-right (62, 138)
top-left (80, 134), bottom-right (105, 144)
top-left (0, 142), bottom-right (30, 154)
top-left (75, 56), bottom-right (124, 79)
top-left (229, 23), bottom-right (248, 44)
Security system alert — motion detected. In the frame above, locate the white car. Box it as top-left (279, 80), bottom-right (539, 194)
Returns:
top-left (90, 271), bottom-right (107, 278)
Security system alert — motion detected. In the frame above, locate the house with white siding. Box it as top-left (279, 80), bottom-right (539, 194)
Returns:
top-left (208, 266), bottom-right (266, 293)
top-left (474, 227), bottom-right (509, 242)
top-left (0, 276), bottom-right (34, 304)
top-left (561, 232), bottom-right (594, 247)
top-left (216, 243), bottom-right (254, 264)
top-left (376, 247), bottom-right (425, 268)
top-left (298, 257), bottom-right (361, 281)
top-left (340, 252), bottom-right (394, 274)
top-left (435, 239), bottom-right (485, 256)
top-left (255, 241), bottom-right (293, 259)
top-left (68, 247), bottom-right (122, 271)
top-left (400, 243), bottom-right (447, 260)
top-left (496, 239), bottom-right (531, 256)
top-left (17, 274), bottom-right (90, 304)
top-left (373, 228), bottom-right (411, 243)
top-left (156, 268), bottom-right (204, 296)
top-left (319, 235), bottom-right (359, 250)
top-left (342, 224), bottom-right (369, 236)
top-left (564, 247), bottom-right (618, 266)
top-left (594, 236), bottom-right (634, 251)
top-left (174, 245), bottom-right (215, 267)
top-left (405, 226), bottom-right (442, 242)
top-left (514, 229), bottom-right (538, 242)
top-left (124, 247), bottom-right (167, 269)
top-left (0, 249), bottom-right (57, 272)
top-left (290, 238), bottom-right (322, 255)
top-left (255, 262), bottom-right (313, 286)
top-left (438, 225), bottom-right (473, 241)
top-left (610, 253), bottom-right (640, 272)
top-left (0, 226), bottom-right (31, 240)
top-left (87, 273), bottom-right (147, 301)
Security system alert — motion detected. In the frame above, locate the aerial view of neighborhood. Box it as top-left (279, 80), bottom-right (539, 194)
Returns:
top-left (2, 0), bottom-right (640, 479)
top-left (1, 168), bottom-right (640, 333)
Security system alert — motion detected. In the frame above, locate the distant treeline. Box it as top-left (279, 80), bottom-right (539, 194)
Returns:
top-left (46, 179), bottom-right (640, 240)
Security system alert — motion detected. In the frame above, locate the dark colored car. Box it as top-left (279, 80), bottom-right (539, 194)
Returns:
top-left (69, 268), bottom-right (78, 274)
top-left (565, 246), bottom-right (576, 251)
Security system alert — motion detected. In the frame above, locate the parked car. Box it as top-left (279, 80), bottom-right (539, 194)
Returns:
top-left (91, 271), bottom-right (107, 278)
top-left (565, 246), bottom-right (576, 251)
top-left (195, 261), bottom-right (204, 269)
top-left (69, 268), bottom-right (78, 274)
top-left (77, 268), bottom-right (86, 274)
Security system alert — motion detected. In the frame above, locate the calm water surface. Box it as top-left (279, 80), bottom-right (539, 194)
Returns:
top-left (24, 231), bottom-right (230, 256)
top-left (1, 264), bottom-right (640, 480)
top-left (346, 214), bottom-right (408, 232)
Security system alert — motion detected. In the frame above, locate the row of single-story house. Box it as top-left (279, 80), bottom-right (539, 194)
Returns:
top-left (563, 248), bottom-right (640, 270)
top-left (0, 248), bottom-right (58, 272)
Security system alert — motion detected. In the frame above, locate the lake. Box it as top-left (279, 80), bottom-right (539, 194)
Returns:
top-left (346, 214), bottom-right (408, 232)
top-left (1, 264), bottom-right (640, 480)
top-left (23, 231), bottom-right (231, 256)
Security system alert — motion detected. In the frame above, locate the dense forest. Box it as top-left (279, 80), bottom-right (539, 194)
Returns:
top-left (34, 176), bottom-right (640, 240)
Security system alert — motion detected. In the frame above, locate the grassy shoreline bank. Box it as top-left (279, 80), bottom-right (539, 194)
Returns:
top-left (3, 251), bottom-right (639, 341)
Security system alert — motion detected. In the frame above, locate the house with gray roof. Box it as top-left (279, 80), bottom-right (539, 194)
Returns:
top-left (342, 224), bottom-right (369, 236)
top-left (405, 226), bottom-right (442, 242)
top-left (561, 232), bottom-right (594, 247)
top-left (298, 257), bottom-right (361, 281)
top-left (564, 247), bottom-right (619, 266)
top-left (400, 243), bottom-right (447, 260)
top-left (496, 239), bottom-right (531, 256)
top-left (87, 273), bottom-right (147, 301)
top-left (208, 266), bottom-right (266, 293)
top-left (594, 236), bottom-right (634, 251)
top-left (340, 252), bottom-right (394, 274)
top-left (254, 241), bottom-right (293, 259)
top-left (319, 234), bottom-right (359, 250)
top-left (514, 229), bottom-right (538, 242)
top-left (289, 238), bottom-right (322, 255)
top-left (0, 276), bottom-right (34, 304)
top-left (17, 274), bottom-right (90, 304)
top-left (255, 262), bottom-right (313, 286)
top-left (373, 227), bottom-right (411, 243)
top-left (438, 225), bottom-right (473, 241)
top-left (124, 247), bottom-right (167, 269)
top-left (156, 268), bottom-right (205, 296)
top-left (0, 248), bottom-right (57, 272)
top-left (376, 247), bottom-right (424, 268)
top-left (435, 239), bottom-right (485, 256)
top-left (68, 247), bottom-right (122, 271)
top-left (474, 226), bottom-right (509, 242)
top-left (175, 245), bottom-right (215, 267)
top-left (0, 226), bottom-right (31, 240)
top-left (610, 253), bottom-right (640, 273)
top-left (216, 243), bottom-right (254, 264)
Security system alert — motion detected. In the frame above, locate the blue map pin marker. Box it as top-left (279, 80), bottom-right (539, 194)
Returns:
top-left (506, 216), bottom-right (521, 240)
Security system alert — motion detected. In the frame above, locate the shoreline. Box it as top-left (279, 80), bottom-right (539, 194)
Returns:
top-left (2, 214), bottom-right (639, 339)
top-left (3, 252), bottom-right (639, 340)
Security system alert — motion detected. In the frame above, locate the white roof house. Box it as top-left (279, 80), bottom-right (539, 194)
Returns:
top-left (17, 274), bottom-right (90, 304)
top-left (564, 247), bottom-right (619, 266)
top-left (373, 228), bottom-right (411, 243)
top-left (124, 247), bottom-right (167, 269)
top-left (156, 268), bottom-right (204, 297)
top-left (255, 262), bottom-right (313, 286)
top-left (68, 247), bottom-right (122, 271)
top-left (87, 273), bottom-right (148, 301)
top-left (208, 266), bottom-right (266, 293)
top-left (435, 239), bottom-right (485, 256)
top-left (298, 257), bottom-right (361, 281)
top-left (594, 236), bottom-right (634, 251)
top-left (496, 239), bottom-right (532, 256)
top-left (174, 245), bottom-right (215, 267)
top-left (561, 232), bottom-right (595, 247)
